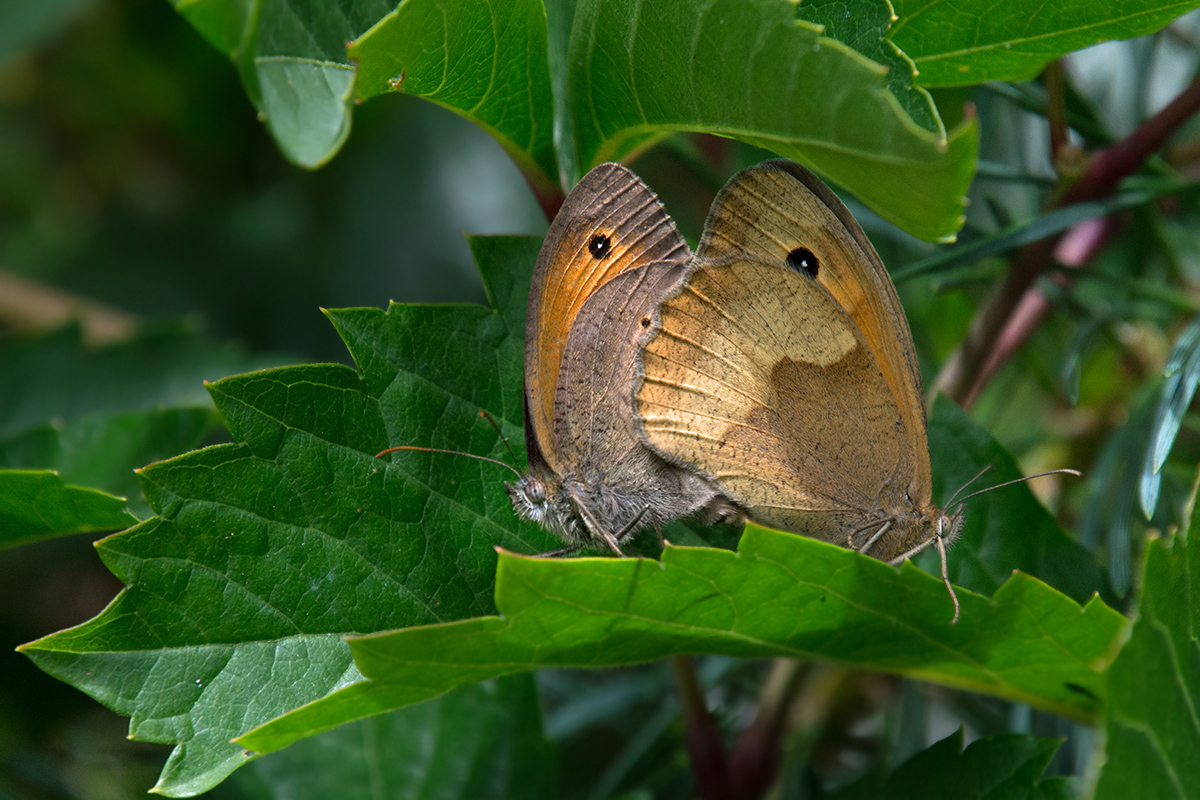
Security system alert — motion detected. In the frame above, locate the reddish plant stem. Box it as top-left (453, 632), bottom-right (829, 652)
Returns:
top-left (671, 655), bottom-right (733, 800)
top-left (728, 659), bottom-right (808, 800)
top-left (937, 71), bottom-right (1200, 407)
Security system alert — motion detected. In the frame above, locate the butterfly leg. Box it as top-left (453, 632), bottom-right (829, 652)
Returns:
top-left (534, 544), bottom-right (583, 558)
top-left (857, 521), bottom-right (893, 556)
top-left (935, 535), bottom-right (961, 625)
top-left (613, 506), bottom-right (652, 546)
top-left (569, 495), bottom-right (628, 557)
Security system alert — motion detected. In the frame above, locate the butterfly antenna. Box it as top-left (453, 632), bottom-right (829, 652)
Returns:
top-left (375, 445), bottom-right (522, 479)
top-left (953, 468), bottom-right (1082, 506)
top-left (945, 465), bottom-right (994, 507)
top-left (478, 410), bottom-right (520, 465)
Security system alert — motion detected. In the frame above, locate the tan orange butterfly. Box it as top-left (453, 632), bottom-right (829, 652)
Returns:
top-left (379, 160), bottom-right (1074, 622)
top-left (635, 160), bottom-right (1075, 622)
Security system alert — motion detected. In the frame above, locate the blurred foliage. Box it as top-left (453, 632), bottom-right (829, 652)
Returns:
top-left (3, 0), bottom-right (1200, 798)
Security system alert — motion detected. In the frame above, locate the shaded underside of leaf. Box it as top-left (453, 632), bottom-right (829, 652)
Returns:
top-left (350, 0), bottom-right (558, 195)
top-left (241, 675), bottom-right (555, 800)
top-left (568, 0), bottom-right (977, 241)
top-left (18, 237), bottom-right (555, 796)
top-left (171, 0), bottom-right (392, 168)
top-left (238, 524), bottom-right (1122, 755)
top-left (1093, 502), bottom-right (1200, 798)
top-left (256, 57), bottom-right (356, 168)
top-left (891, 0), bottom-right (1200, 87)
top-left (831, 729), bottom-right (1078, 800)
top-left (0, 470), bottom-right (137, 550)
top-left (928, 395), bottom-right (1116, 608)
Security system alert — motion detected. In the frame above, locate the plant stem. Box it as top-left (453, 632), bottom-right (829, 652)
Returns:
top-left (671, 655), bottom-right (733, 800)
top-left (936, 71), bottom-right (1200, 406)
top-left (729, 659), bottom-right (808, 799)
top-left (1044, 61), bottom-right (1069, 164)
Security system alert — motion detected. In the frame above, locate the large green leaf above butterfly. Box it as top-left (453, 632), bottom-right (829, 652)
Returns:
top-left (890, 0), bottom-right (1200, 86)
top-left (172, 0), bottom-right (973, 240)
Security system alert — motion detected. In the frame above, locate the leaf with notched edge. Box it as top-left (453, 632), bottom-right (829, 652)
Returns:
top-left (238, 524), bottom-right (1122, 755)
top-left (19, 237), bottom-right (556, 796)
top-left (1092, 493), bottom-right (1200, 798)
top-left (18, 235), bottom-right (1115, 794)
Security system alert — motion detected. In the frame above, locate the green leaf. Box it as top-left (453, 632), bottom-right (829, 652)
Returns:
top-left (0, 470), bottom-right (136, 550)
top-left (171, 0), bottom-right (977, 237)
top-left (238, 524), bottom-right (1122, 755)
top-left (831, 729), bottom-right (1078, 800)
top-left (891, 0), bottom-right (1200, 87)
top-left (0, 324), bottom-right (275, 518)
top-left (893, 179), bottom-right (1200, 283)
top-left (798, 0), bottom-right (941, 136)
top-left (349, 0), bottom-right (558, 196)
top-left (173, 0), bottom-right (559, 180)
top-left (257, 58), bottom-right (355, 168)
top-left (239, 675), bottom-right (555, 800)
top-left (18, 237), bottom-right (552, 796)
top-left (568, 0), bottom-right (977, 242)
top-left (1140, 318), bottom-right (1200, 519)
top-left (1092, 490), bottom-right (1200, 798)
top-left (169, 0), bottom-right (388, 168)
top-left (0, 409), bottom-right (216, 520)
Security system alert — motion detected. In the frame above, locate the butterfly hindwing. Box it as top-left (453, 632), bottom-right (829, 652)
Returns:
top-left (637, 257), bottom-right (915, 540)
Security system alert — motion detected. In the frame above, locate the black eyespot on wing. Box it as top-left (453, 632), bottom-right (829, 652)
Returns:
top-left (786, 247), bottom-right (819, 278)
top-left (640, 316), bottom-right (651, 328)
top-left (588, 234), bottom-right (612, 259)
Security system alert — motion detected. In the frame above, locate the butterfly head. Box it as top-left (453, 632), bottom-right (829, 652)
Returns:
top-left (865, 503), bottom-right (967, 624)
top-left (506, 472), bottom-right (588, 546)
top-left (507, 472), bottom-right (550, 525)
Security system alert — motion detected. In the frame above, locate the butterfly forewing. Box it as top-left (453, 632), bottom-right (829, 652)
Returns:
top-left (525, 164), bottom-right (689, 475)
top-left (694, 161), bottom-right (932, 507)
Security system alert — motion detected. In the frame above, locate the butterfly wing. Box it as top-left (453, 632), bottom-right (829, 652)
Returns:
top-left (637, 257), bottom-right (915, 539)
top-left (636, 161), bottom-right (932, 538)
top-left (525, 163), bottom-right (689, 476)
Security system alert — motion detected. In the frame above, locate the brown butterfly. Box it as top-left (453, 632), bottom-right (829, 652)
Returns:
top-left (504, 163), bottom-right (743, 556)
top-left (635, 160), bottom-right (1022, 621)
top-left (380, 160), bottom-right (1072, 620)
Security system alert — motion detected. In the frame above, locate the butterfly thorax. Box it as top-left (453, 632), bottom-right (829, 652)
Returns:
top-left (507, 461), bottom-right (744, 553)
